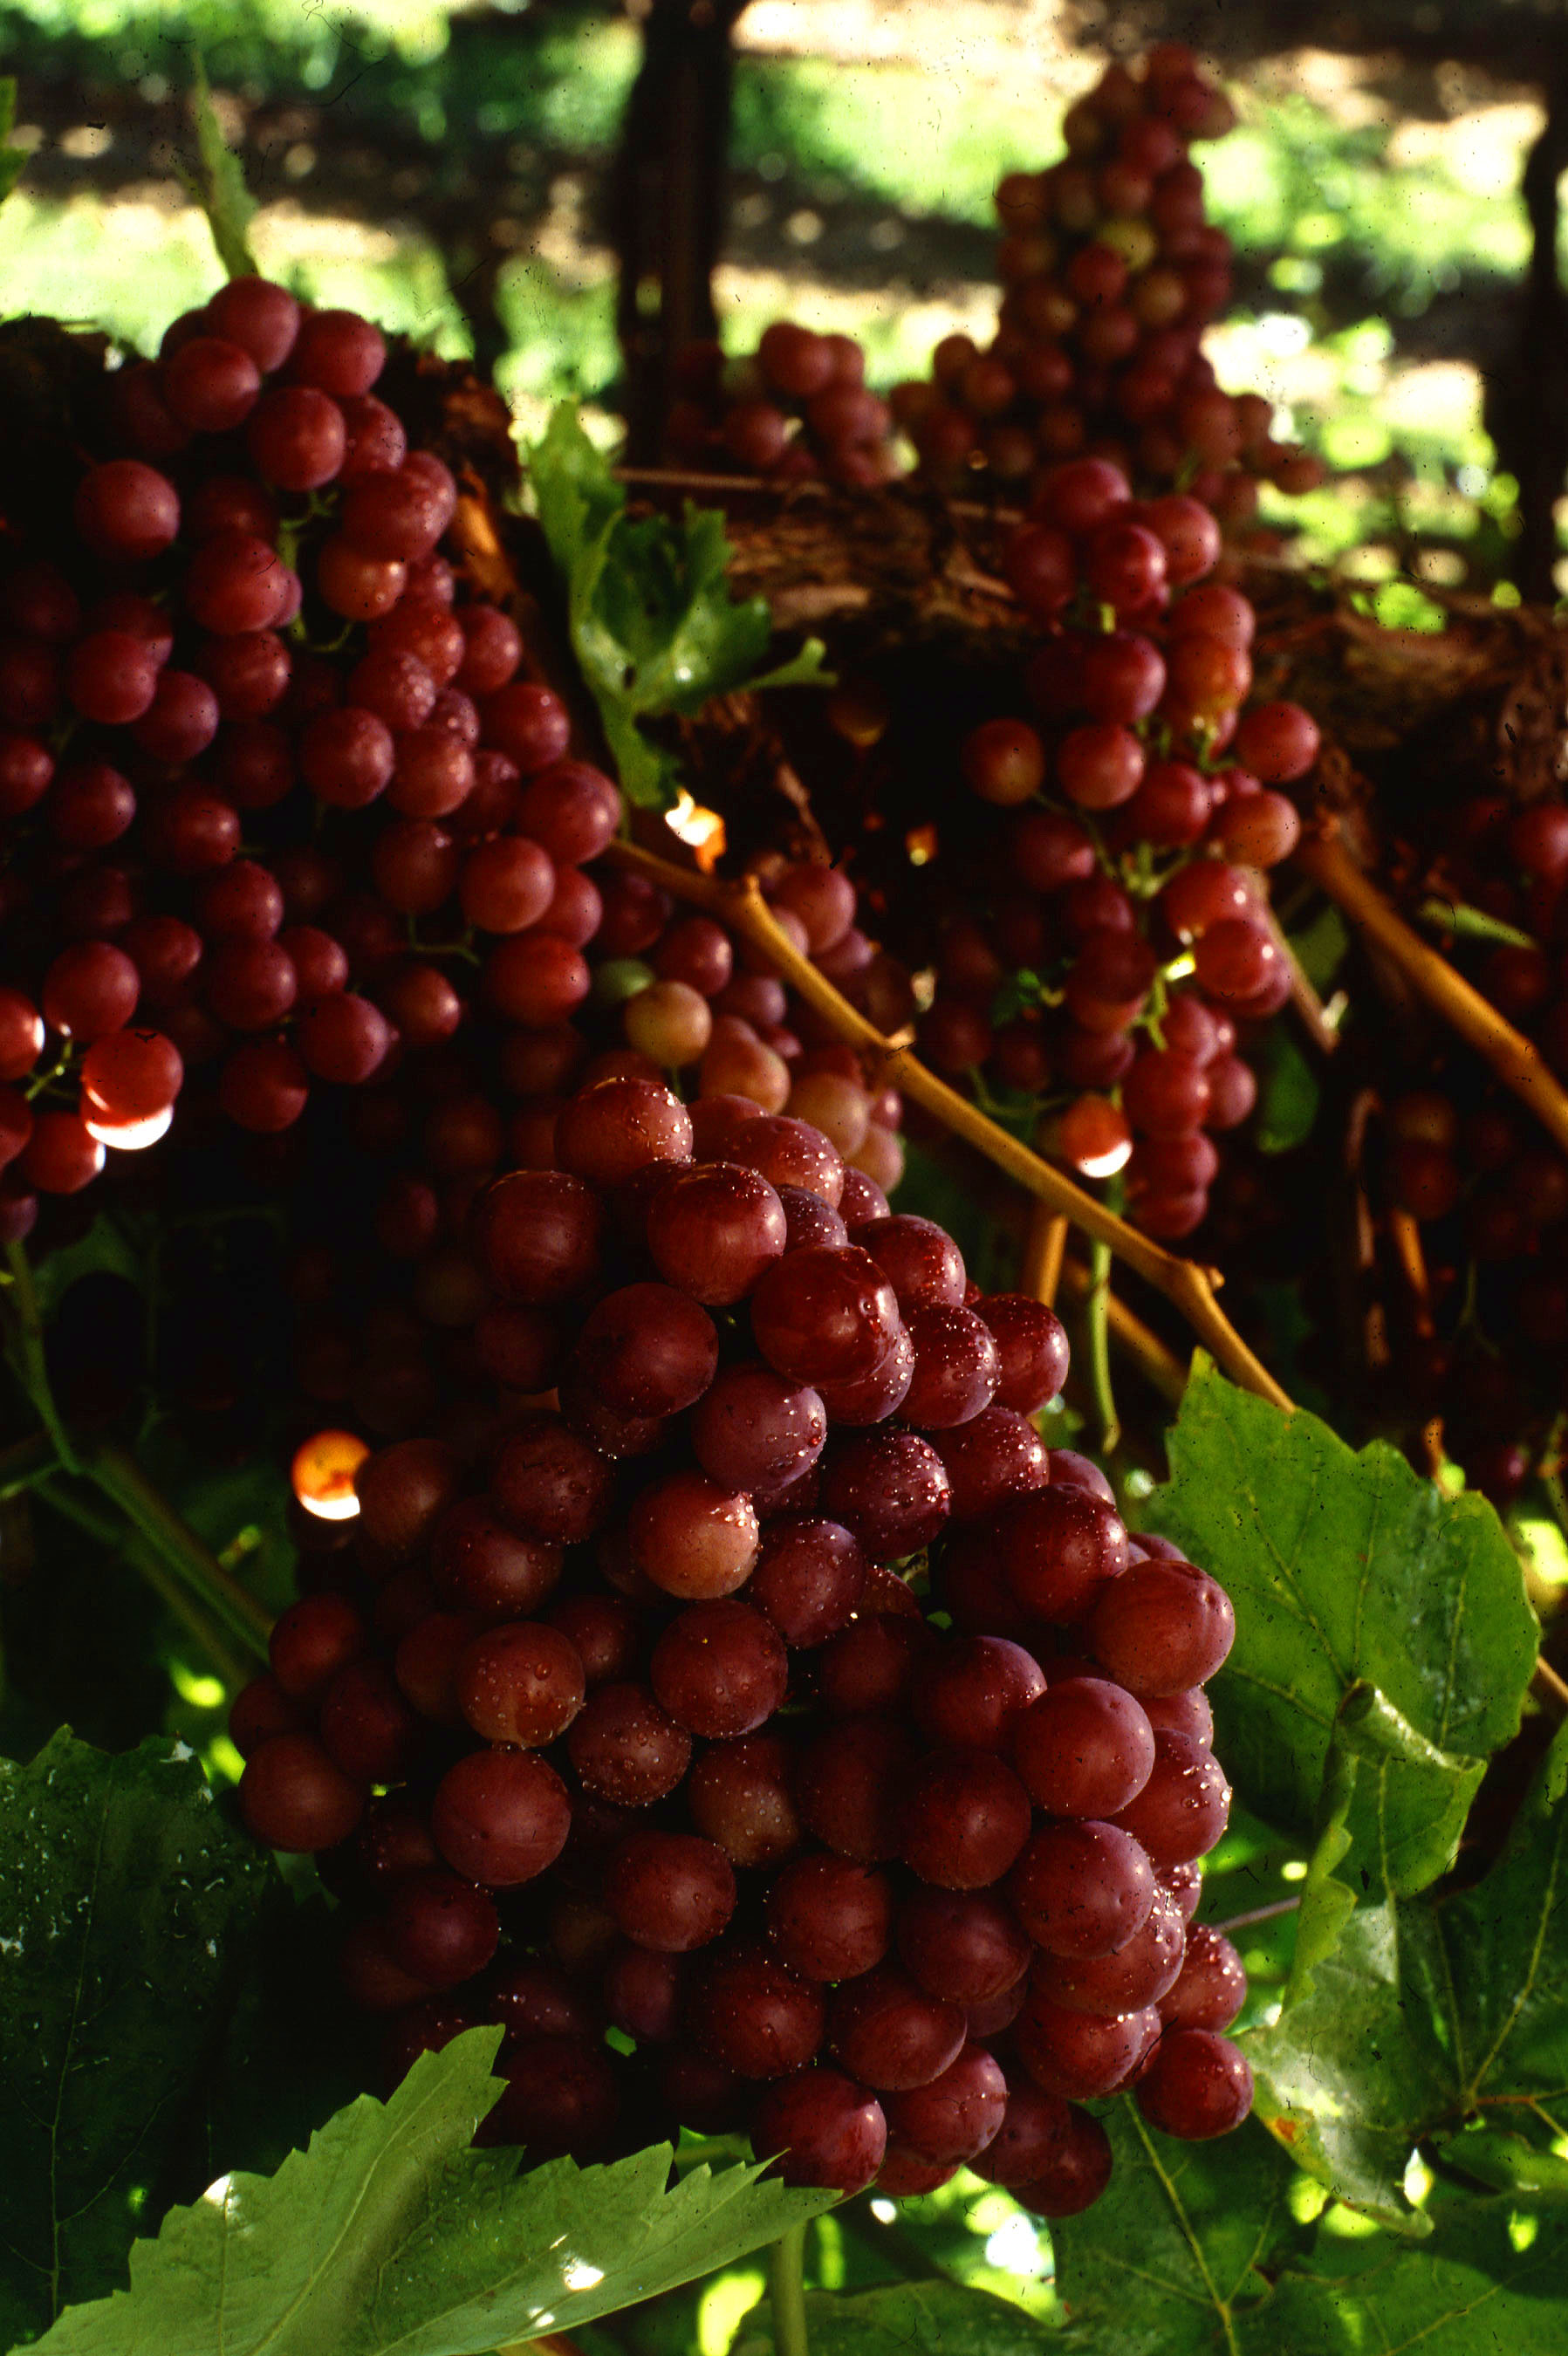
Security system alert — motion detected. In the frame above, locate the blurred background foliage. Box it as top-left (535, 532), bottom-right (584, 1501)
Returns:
top-left (0, 0), bottom-right (1561, 598)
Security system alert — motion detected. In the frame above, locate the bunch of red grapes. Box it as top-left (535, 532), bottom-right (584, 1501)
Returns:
top-left (285, 849), bottom-right (911, 1457)
top-left (665, 324), bottom-right (901, 491)
top-left (893, 45), bottom-right (1325, 513)
top-left (234, 1067), bottom-right (1252, 2208)
top-left (0, 276), bottom-right (900, 1256)
top-left (894, 453), bottom-right (1319, 1239)
top-left (1376, 793), bottom-right (1568, 1503)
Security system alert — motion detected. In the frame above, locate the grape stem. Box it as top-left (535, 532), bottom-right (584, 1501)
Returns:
top-left (0, 1428), bottom-right (61, 1498)
top-left (769, 2222), bottom-right (811, 2356)
top-left (1022, 1205), bottom-right (1068, 1307)
top-left (86, 1442), bottom-right (272, 1664)
top-left (1534, 1656), bottom-right (1568, 1713)
top-left (3, 1239), bottom-right (82, 1474)
top-left (1295, 823), bottom-right (1568, 1158)
top-left (603, 835), bottom-right (1295, 1412)
top-left (1211, 1896), bottom-right (1301, 1934)
top-left (1258, 891), bottom-right (1340, 1056)
top-left (1058, 1256), bottom-right (1187, 1405)
top-left (36, 1476), bottom-right (253, 1691)
top-left (1085, 1235), bottom-right (1120, 1456)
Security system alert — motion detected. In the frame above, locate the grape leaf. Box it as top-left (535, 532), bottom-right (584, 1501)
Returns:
top-left (36, 2027), bottom-right (834, 2355)
top-left (175, 53), bottom-right (259, 282)
top-left (1252, 1026), bottom-right (1319, 1154)
top-left (734, 2281), bottom-right (1046, 2356)
top-left (0, 79), bottom-right (30, 208)
top-left (1051, 2110), bottom-right (1305, 2353)
top-left (1238, 2193), bottom-right (1568, 2354)
top-left (1147, 1361), bottom-right (1537, 1894)
top-left (530, 405), bottom-right (828, 809)
top-left (0, 1730), bottom-right (271, 2346)
top-left (1249, 1716), bottom-right (1568, 2226)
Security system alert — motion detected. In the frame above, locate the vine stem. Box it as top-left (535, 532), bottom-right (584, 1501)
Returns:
top-left (1085, 1236), bottom-right (1120, 1455)
top-left (1211, 1896), bottom-right (1302, 1934)
top-left (769, 2223), bottom-right (811, 2356)
top-left (1022, 1205), bottom-right (1067, 1307)
top-left (604, 838), bottom-right (1295, 1411)
top-left (86, 1442), bottom-right (272, 1664)
top-left (3, 1240), bottom-right (81, 1472)
top-left (1533, 1656), bottom-right (1568, 1712)
top-left (1295, 823), bottom-right (1568, 1158)
top-left (0, 1428), bottom-right (60, 1497)
top-left (1058, 1257), bottom-right (1188, 1405)
top-left (38, 1477), bottom-right (252, 1691)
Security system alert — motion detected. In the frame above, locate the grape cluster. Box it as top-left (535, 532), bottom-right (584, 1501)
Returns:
top-left (1376, 793), bottom-right (1568, 1502)
top-left (0, 279), bottom-right (901, 1268)
top-left (841, 452), bottom-right (1319, 1238)
top-left (232, 1069), bottom-right (1251, 2205)
top-left (283, 846), bottom-right (910, 1459)
top-left (892, 45), bottom-right (1325, 513)
top-left (665, 325), bottom-right (901, 491)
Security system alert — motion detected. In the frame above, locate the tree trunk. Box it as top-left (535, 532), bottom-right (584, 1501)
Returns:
top-left (1489, 65), bottom-right (1568, 602)
top-left (612, 0), bottom-right (746, 463)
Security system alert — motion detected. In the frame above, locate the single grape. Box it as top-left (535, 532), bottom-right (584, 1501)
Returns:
top-left (750, 2067), bottom-right (887, 2192)
top-left (1136, 2028), bottom-right (1254, 2138)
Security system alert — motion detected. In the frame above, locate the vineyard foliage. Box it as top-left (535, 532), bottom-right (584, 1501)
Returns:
top-left (2, 41), bottom-right (1568, 2356)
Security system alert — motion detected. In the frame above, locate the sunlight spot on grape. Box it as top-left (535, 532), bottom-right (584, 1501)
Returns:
top-left (869, 2198), bottom-right (897, 2224)
top-left (1403, 2151), bottom-right (1434, 2205)
top-left (668, 791), bottom-right (726, 867)
top-left (291, 1429), bottom-right (370, 1519)
top-left (1510, 2212), bottom-right (1539, 2252)
top-left (202, 2175), bottom-right (232, 2209)
top-left (86, 1105), bottom-right (174, 1151)
top-left (698, 2266), bottom-right (764, 2356)
top-left (985, 2213), bottom-right (1044, 2274)
top-left (1077, 1135), bottom-right (1132, 1180)
top-left (561, 2257), bottom-right (605, 2291)
top-left (1281, 1859), bottom-right (1309, 1881)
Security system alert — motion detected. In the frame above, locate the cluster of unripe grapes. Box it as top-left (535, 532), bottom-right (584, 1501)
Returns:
top-left (234, 1068), bottom-right (1251, 2206)
top-left (893, 45), bottom-right (1325, 513)
top-left (1378, 792), bottom-right (1568, 1503)
top-left (873, 452), bottom-right (1319, 1238)
top-left (665, 325), bottom-right (901, 490)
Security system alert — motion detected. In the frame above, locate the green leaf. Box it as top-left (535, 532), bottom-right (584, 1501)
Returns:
top-left (1287, 904), bottom-right (1349, 997)
top-left (0, 79), bottom-right (29, 207)
top-left (1250, 1717), bottom-right (1568, 2225)
top-left (1253, 1025), bottom-right (1319, 1154)
top-left (175, 54), bottom-right (258, 282)
top-left (0, 1730), bottom-right (271, 2346)
top-left (27, 1213), bottom-right (143, 1325)
top-left (37, 2027), bottom-right (834, 2356)
top-left (1051, 2110), bottom-right (1306, 2353)
top-left (530, 405), bottom-right (828, 810)
top-left (735, 2281), bottom-right (1045, 2356)
top-left (1148, 1362), bottom-right (1537, 1896)
top-left (1239, 2193), bottom-right (1568, 2354)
